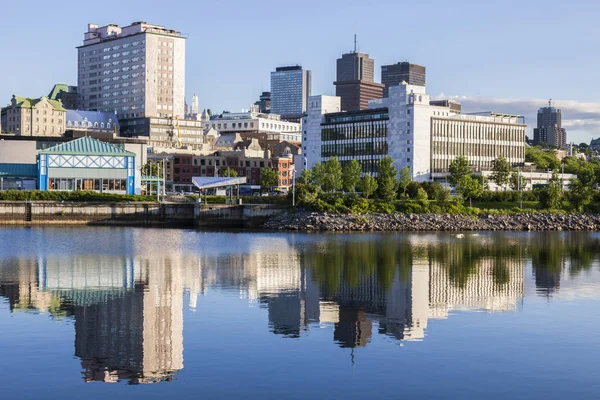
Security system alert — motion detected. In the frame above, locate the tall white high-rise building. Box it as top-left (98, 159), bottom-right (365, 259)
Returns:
top-left (77, 21), bottom-right (186, 135)
top-left (191, 93), bottom-right (199, 115)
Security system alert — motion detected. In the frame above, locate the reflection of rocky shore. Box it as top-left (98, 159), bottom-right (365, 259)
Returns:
top-left (264, 211), bottom-right (600, 232)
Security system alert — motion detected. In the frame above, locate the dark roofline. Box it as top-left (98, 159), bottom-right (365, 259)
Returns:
top-left (275, 66), bottom-right (302, 72)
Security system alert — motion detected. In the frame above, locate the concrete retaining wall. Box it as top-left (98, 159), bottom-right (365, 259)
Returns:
top-left (195, 204), bottom-right (290, 228)
top-left (0, 201), bottom-right (194, 227)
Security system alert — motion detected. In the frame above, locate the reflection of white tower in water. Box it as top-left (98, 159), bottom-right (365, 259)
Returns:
top-left (34, 253), bottom-right (201, 383)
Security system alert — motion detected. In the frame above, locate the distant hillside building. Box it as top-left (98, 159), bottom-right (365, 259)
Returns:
top-left (1, 95), bottom-right (66, 136)
top-left (533, 101), bottom-right (567, 147)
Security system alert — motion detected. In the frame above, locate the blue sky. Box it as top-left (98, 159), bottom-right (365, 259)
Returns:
top-left (1, 0), bottom-right (598, 142)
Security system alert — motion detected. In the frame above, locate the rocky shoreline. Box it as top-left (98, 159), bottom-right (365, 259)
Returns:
top-left (263, 211), bottom-right (600, 232)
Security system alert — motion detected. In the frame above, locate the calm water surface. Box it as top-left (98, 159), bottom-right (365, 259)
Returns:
top-left (0, 227), bottom-right (599, 399)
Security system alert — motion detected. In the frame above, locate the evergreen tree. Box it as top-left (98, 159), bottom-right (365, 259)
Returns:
top-left (491, 155), bottom-right (512, 190)
top-left (323, 157), bottom-right (343, 192)
top-left (342, 159), bottom-right (362, 192)
top-left (376, 156), bottom-right (399, 202)
top-left (311, 162), bottom-right (326, 189)
top-left (260, 168), bottom-right (278, 192)
top-left (359, 174), bottom-right (378, 199)
top-left (448, 156), bottom-right (472, 187)
top-left (398, 166), bottom-right (412, 197)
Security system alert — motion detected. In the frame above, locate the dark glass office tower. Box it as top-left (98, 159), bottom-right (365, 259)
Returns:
top-left (334, 52), bottom-right (384, 112)
top-left (381, 62), bottom-right (426, 97)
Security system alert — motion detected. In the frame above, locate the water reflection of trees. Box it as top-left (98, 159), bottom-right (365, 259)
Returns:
top-left (303, 233), bottom-right (600, 297)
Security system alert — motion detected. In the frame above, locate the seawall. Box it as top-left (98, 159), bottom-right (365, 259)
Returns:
top-left (0, 201), bottom-right (195, 227)
top-left (263, 211), bottom-right (600, 232)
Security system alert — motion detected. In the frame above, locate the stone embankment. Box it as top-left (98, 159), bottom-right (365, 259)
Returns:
top-left (263, 211), bottom-right (600, 232)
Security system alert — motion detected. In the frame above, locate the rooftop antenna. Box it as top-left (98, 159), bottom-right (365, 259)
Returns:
top-left (548, 99), bottom-right (552, 108)
top-left (354, 33), bottom-right (357, 53)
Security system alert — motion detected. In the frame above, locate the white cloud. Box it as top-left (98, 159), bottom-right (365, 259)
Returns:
top-left (433, 95), bottom-right (600, 144)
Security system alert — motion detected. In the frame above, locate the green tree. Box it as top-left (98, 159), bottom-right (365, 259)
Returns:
top-left (448, 156), bottom-right (472, 187)
top-left (376, 156), bottom-right (399, 202)
top-left (398, 166), bottom-right (412, 197)
top-left (456, 175), bottom-right (483, 207)
top-left (222, 167), bottom-right (238, 177)
top-left (260, 168), bottom-right (279, 192)
top-left (311, 162), bottom-right (326, 189)
top-left (298, 169), bottom-right (313, 185)
top-left (491, 155), bottom-right (513, 190)
top-left (342, 159), bottom-right (362, 192)
top-left (539, 171), bottom-right (563, 209)
top-left (358, 174), bottom-right (378, 199)
top-left (416, 187), bottom-right (429, 203)
top-left (142, 161), bottom-right (160, 177)
top-left (509, 171), bottom-right (526, 191)
top-left (525, 147), bottom-right (560, 170)
top-left (566, 179), bottom-right (593, 212)
top-left (323, 157), bottom-right (343, 192)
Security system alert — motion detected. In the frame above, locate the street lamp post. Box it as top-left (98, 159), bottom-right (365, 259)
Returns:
top-left (292, 168), bottom-right (296, 207)
top-left (519, 167), bottom-right (523, 209)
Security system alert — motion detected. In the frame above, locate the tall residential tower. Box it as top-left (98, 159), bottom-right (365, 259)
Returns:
top-left (77, 22), bottom-right (186, 136)
top-left (270, 66), bottom-right (312, 122)
top-left (533, 101), bottom-right (567, 147)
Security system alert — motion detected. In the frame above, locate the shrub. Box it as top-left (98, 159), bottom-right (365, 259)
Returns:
top-left (0, 190), bottom-right (154, 202)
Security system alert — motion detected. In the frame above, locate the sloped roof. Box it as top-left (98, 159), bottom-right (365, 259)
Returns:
top-left (39, 137), bottom-right (135, 156)
top-left (66, 110), bottom-right (120, 130)
top-left (48, 84), bottom-right (69, 100)
top-left (591, 137), bottom-right (600, 146)
top-left (12, 95), bottom-right (65, 111)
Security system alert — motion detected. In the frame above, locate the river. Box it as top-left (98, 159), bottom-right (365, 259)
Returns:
top-left (0, 227), bottom-right (599, 399)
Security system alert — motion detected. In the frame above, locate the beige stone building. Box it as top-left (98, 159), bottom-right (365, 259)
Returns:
top-left (1, 95), bottom-right (66, 136)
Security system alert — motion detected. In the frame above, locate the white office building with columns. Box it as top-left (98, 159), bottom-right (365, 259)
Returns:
top-left (303, 83), bottom-right (526, 181)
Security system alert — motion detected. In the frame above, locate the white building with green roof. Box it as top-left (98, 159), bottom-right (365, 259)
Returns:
top-left (1, 95), bottom-right (66, 136)
top-left (38, 137), bottom-right (136, 194)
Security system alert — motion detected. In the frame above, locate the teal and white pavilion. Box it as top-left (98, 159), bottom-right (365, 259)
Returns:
top-left (37, 137), bottom-right (136, 194)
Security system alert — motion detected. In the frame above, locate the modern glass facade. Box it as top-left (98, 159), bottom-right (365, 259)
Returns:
top-left (270, 66), bottom-right (311, 120)
top-left (320, 108), bottom-right (389, 174)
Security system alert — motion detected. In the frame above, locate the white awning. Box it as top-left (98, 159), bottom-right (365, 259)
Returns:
top-left (192, 176), bottom-right (247, 190)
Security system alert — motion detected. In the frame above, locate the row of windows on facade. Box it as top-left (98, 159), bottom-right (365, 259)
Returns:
top-left (66, 121), bottom-right (113, 129)
top-left (174, 157), bottom-right (275, 169)
top-left (331, 158), bottom-right (391, 175)
top-left (321, 142), bottom-right (389, 158)
top-left (431, 141), bottom-right (524, 160)
top-left (432, 121), bottom-right (524, 141)
top-left (81, 58), bottom-right (144, 71)
top-left (82, 49), bottom-right (145, 63)
top-left (209, 122), bottom-right (299, 131)
top-left (175, 166), bottom-right (290, 177)
top-left (321, 123), bottom-right (388, 141)
top-left (6, 108), bottom-right (59, 116)
top-left (80, 41), bottom-right (146, 57)
top-left (49, 178), bottom-right (126, 192)
top-left (7, 125), bottom-right (61, 133)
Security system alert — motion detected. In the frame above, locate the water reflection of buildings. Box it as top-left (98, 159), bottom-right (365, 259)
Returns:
top-left (0, 255), bottom-right (200, 384)
top-left (5, 232), bottom-right (595, 374)
top-left (194, 237), bottom-right (526, 349)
